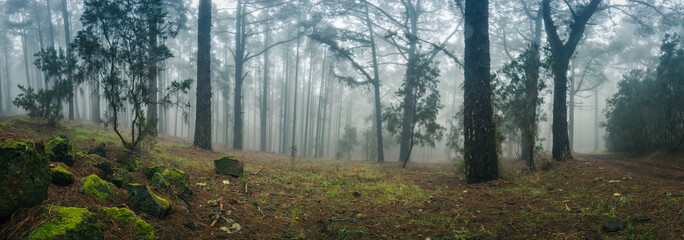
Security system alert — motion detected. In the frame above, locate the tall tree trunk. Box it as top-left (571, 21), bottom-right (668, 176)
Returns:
top-left (290, 28), bottom-right (301, 158)
top-left (147, 3), bottom-right (159, 136)
top-left (399, 1), bottom-right (420, 166)
top-left (21, 32), bottom-right (32, 89)
top-left (3, 41), bottom-right (8, 111)
top-left (280, 28), bottom-right (292, 153)
top-left (594, 88), bottom-right (599, 151)
top-left (46, 0), bottom-right (55, 48)
top-left (259, 23), bottom-right (270, 152)
top-left (364, 0), bottom-right (384, 162)
top-left (542, 0), bottom-right (601, 161)
top-left (232, 0), bottom-right (246, 150)
top-left (521, 5), bottom-right (543, 170)
top-left (463, 0), bottom-right (499, 183)
top-left (193, 0), bottom-right (212, 150)
top-left (303, 48), bottom-right (317, 157)
top-left (60, 0), bottom-right (74, 120)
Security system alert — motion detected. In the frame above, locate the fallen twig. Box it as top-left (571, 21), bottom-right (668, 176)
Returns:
top-left (257, 205), bottom-right (265, 219)
top-left (554, 200), bottom-right (570, 203)
top-left (251, 169), bottom-right (262, 175)
top-left (244, 183), bottom-right (248, 193)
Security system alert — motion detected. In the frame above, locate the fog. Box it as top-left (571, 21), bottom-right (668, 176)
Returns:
top-left (0, 0), bottom-right (682, 163)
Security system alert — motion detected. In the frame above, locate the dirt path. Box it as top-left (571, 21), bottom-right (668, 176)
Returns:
top-left (577, 153), bottom-right (684, 182)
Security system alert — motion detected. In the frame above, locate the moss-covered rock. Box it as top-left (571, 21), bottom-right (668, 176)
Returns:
top-left (111, 168), bottom-right (132, 188)
top-left (82, 174), bottom-right (116, 199)
top-left (88, 143), bottom-right (107, 158)
top-left (214, 156), bottom-right (244, 178)
top-left (75, 151), bottom-right (86, 159)
top-left (99, 207), bottom-right (155, 240)
top-left (162, 168), bottom-right (192, 199)
top-left (51, 166), bottom-right (75, 186)
top-left (25, 206), bottom-right (103, 240)
top-left (94, 161), bottom-right (113, 181)
top-left (150, 172), bottom-right (171, 190)
top-left (143, 165), bottom-right (167, 180)
top-left (0, 139), bottom-right (51, 221)
top-left (127, 184), bottom-right (170, 219)
top-left (117, 149), bottom-right (141, 172)
top-left (47, 136), bottom-right (75, 166)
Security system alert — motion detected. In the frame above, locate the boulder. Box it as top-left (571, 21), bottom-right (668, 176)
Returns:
top-left (47, 136), bottom-right (75, 166)
top-left (94, 161), bottom-right (113, 181)
top-left (100, 207), bottom-right (155, 240)
top-left (117, 149), bottom-right (141, 172)
top-left (127, 184), bottom-right (170, 219)
top-left (88, 143), bottom-right (107, 158)
top-left (111, 168), bottom-right (132, 188)
top-left (143, 165), bottom-right (167, 180)
top-left (0, 139), bottom-right (51, 221)
top-left (25, 207), bottom-right (103, 240)
top-left (161, 168), bottom-right (192, 199)
top-left (52, 166), bottom-right (75, 186)
top-left (82, 174), bottom-right (116, 199)
top-left (150, 172), bottom-right (171, 190)
top-left (603, 218), bottom-right (626, 232)
top-left (214, 156), bottom-right (244, 178)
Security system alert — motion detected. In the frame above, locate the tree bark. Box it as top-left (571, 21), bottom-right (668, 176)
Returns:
top-left (232, 0), bottom-right (246, 150)
top-left (60, 0), bottom-right (74, 120)
top-left (364, 0), bottom-right (385, 162)
top-left (21, 32), bottom-right (32, 89)
top-left (398, 0), bottom-right (419, 165)
top-left (259, 23), bottom-right (271, 152)
top-left (193, 0), bottom-right (212, 150)
top-left (46, 0), bottom-right (55, 48)
top-left (594, 88), bottom-right (599, 151)
top-left (147, 3), bottom-right (159, 136)
top-left (290, 26), bottom-right (302, 157)
top-left (542, 0), bottom-right (601, 161)
top-left (463, 0), bottom-right (499, 184)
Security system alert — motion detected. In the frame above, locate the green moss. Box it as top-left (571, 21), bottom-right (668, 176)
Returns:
top-left (153, 190), bottom-right (171, 210)
top-left (46, 136), bottom-right (75, 166)
top-left (0, 139), bottom-right (51, 220)
top-left (26, 207), bottom-right (102, 240)
top-left (75, 152), bottom-right (86, 159)
top-left (117, 149), bottom-right (141, 172)
top-left (100, 207), bottom-right (155, 240)
top-left (143, 165), bottom-right (167, 180)
top-left (51, 166), bottom-right (75, 186)
top-left (82, 174), bottom-right (116, 199)
top-left (150, 172), bottom-right (171, 190)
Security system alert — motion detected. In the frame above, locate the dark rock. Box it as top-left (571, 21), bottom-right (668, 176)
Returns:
top-left (603, 218), bottom-right (626, 232)
top-left (94, 161), bottom-right (113, 181)
top-left (47, 136), bottom-right (75, 166)
top-left (111, 168), bottom-right (132, 188)
top-left (144, 165), bottom-right (167, 180)
top-left (127, 184), bottom-right (170, 219)
top-left (352, 192), bottom-right (361, 198)
top-left (0, 140), bottom-right (51, 221)
top-left (51, 166), bottom-right (75, 186)
top-left (183, 219), bottom-right (196, 230)
top-left (88, 143), bottom-right (107, 158)
top-left (214, 156), bottom-right (244, 178)
top-left (25, 207), bottom-right (103, 240)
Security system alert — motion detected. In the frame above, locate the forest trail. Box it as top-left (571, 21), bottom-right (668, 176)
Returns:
top-left (577, 152), bottom-right (684, 182)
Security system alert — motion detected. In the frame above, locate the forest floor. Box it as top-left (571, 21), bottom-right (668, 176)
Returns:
top-left (1, 116), bottom-right (683, 239)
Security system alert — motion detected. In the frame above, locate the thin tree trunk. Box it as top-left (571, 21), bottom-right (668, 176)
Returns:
top-left (147, 4), bottom-right (159, 136)
top-left (21, 32), bottom-right (32, 89)
top-left (290, 28), bottom-right (302, 158)
top-left (594, 88), bottom-right (599, 151)
top-left (364, 0), bottom-right (384, 162)
top-left (259, 23), bottom-right (270, 152)
top-left (303, 48), bottom-right (317, 156)
top-left (193, 0), bottom-right (212, 150)
top-left (463, 0), bottom-right (499, 183)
